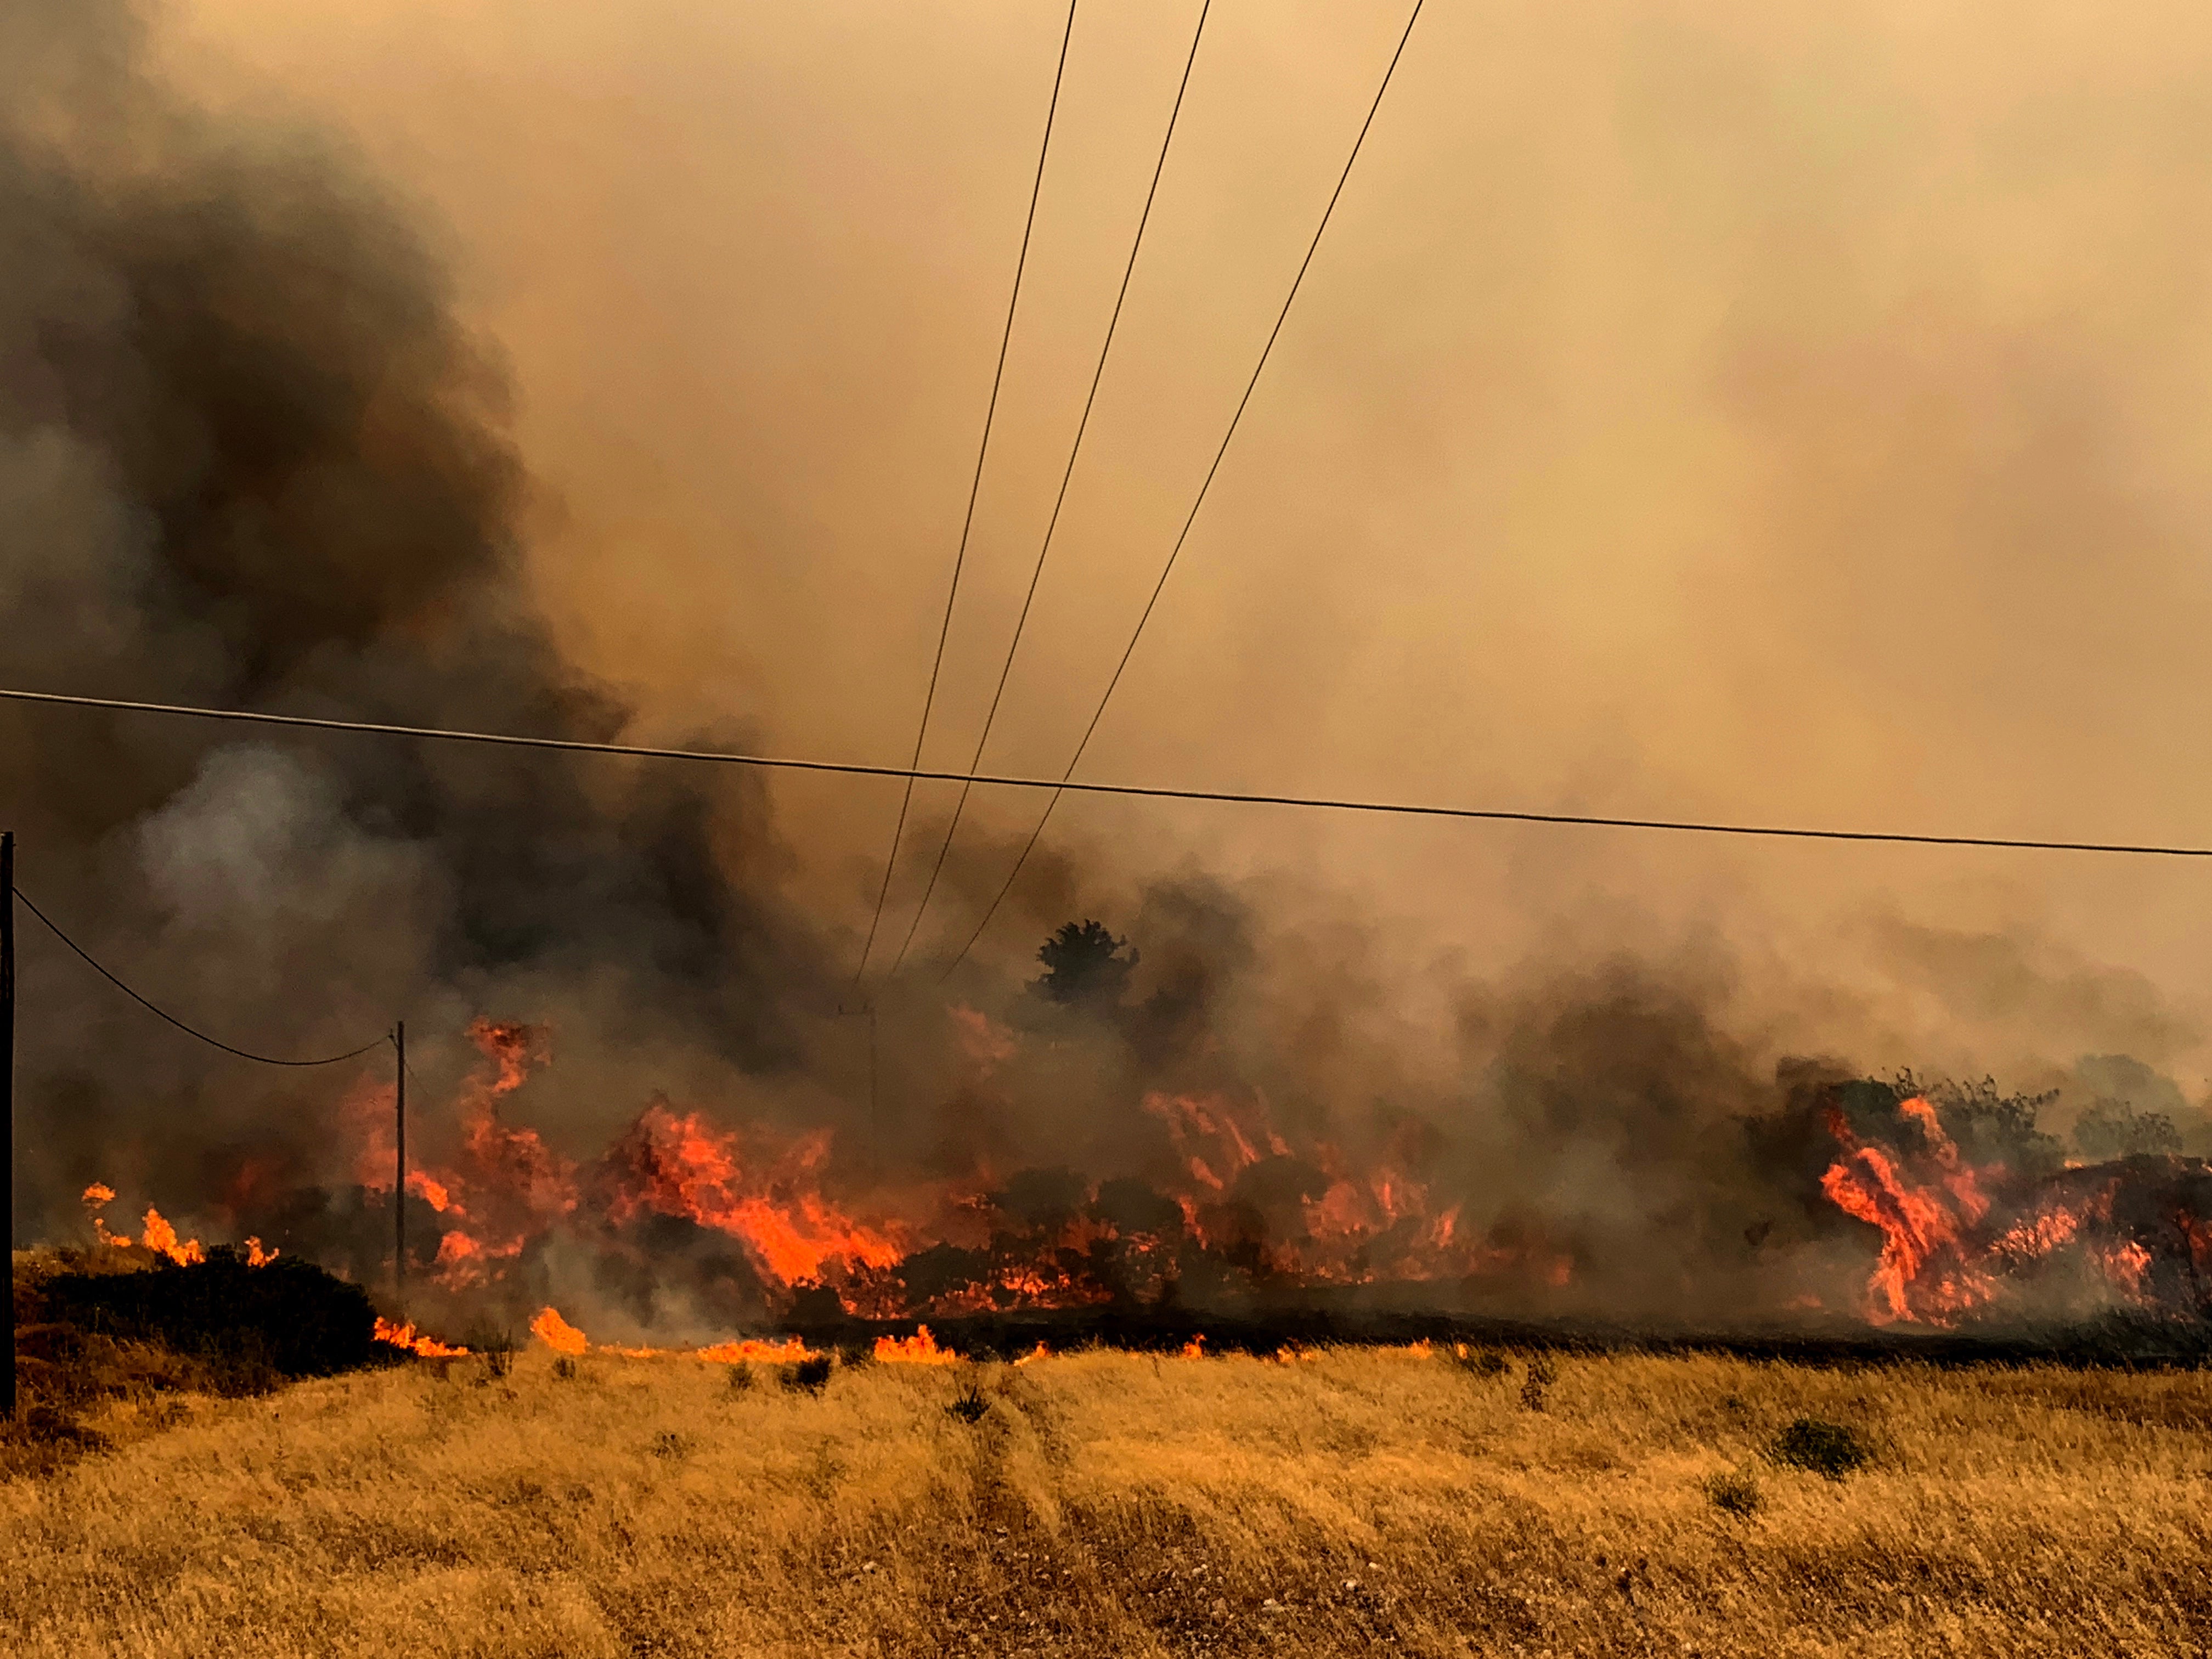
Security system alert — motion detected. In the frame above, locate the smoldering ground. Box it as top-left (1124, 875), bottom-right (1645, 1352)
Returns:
top-left (5, 0), bottom-right (2212, 1340)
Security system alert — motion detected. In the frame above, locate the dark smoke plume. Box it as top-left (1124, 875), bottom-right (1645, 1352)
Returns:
top-left (1, 0), bottom-right (832, 1238)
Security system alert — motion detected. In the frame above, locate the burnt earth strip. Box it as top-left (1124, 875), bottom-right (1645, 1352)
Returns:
top-left (779, 1298), bottom-right (2212, 1371)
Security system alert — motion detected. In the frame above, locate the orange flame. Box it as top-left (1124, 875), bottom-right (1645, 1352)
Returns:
top-left (136, 1206), bottom-right (206, 1266)
top-left (693, 1336), bottom-right (817, 1363)
top-left (873, 1325), bottom-right (957, 1365)
top-left (1820, 1097), bottom-right (2177, 1324)
top-left (529, 1307), bottom-right (819, 1363)
top-left (529, 1307), bottom-right (590, 1357)
top-left (601, 1103), bottom-right (903, 1285)
top-left (83, 1183), bottom-right (276, 1266)
top-left (1181, 1334), bottom-right (1206, 1359)
top-left (374, 1317), bottom-right (470, 1357)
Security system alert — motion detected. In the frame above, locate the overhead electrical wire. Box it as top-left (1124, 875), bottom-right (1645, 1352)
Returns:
top-left (887, 0), bottom-right (1216, 975)
top-left (12, 884), bottom-right (389, 1066)
top-left (849, 0), bottom-right (1081, 993)
top-left (4, 686), bottom-right (2209, 861)
top-left (938, 0), bottom-right (1430, 981)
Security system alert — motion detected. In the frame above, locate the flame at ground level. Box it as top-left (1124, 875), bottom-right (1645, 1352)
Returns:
top-left (529, 1307), bottom-right (589, 1356)
top-left (873, 1326), bottom-right (956, 1365)
top-left (531, 1307), bottom-right (821, 1364)
top-left (374, 1318), bottom-right (470, 1358)
top-left (1819, 1095), bottom-right (2212, 1327)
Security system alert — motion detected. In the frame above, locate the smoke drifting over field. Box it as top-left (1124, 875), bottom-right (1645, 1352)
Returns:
top-left (7, 1), bottom-right (2212, 1340)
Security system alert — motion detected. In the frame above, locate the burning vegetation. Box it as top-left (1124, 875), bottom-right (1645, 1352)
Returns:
top-left (117, 992), bottom-right (2209, 1359)
top-left (9, 0), bottom-right (2212, 1373)
top-left (1814, 1077), bottom-right (2212, 1328)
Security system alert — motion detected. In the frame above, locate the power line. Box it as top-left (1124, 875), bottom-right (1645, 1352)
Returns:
top-left (5, 685), bottom-right (2211, 861)
top-left (889, 0), bottom-right (1215, 975)
top-left (941, 0), bottom-right (1430, 981)
top-left (851, 0), bottom-right (1081, 993)
top-left (13, 885), bottom-right (388, 1067)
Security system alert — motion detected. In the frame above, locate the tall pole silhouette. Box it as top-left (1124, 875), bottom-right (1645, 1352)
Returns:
top-left (2, 831), bottom-right (15, 1419)
top-left (393, 1020), bottom-right (405, 1303)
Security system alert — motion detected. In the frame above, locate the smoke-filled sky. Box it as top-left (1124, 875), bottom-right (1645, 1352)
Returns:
top-left (10, 0), bottom-right (2212, 1273)
top-left (151, 0), bottom-right (2212, 1081)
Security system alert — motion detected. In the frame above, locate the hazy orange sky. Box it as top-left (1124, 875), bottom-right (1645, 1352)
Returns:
top-left (157, 1), bottom-right (2212, 1087)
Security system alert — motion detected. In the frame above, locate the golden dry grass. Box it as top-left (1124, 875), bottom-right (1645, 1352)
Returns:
top-left (3, 1343), bottom-right (2210, 1657)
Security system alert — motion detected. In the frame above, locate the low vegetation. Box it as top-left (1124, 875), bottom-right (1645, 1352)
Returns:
top-left (1770, 1415), bottom-right (1875, 1481)
top-left (4, 1302), bottom-right (2211, 1657)
top-left (3, 1248), bottom-right (387, 1479)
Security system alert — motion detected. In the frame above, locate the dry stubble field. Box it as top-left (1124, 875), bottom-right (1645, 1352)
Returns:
top-left (3, 1342), bottom-right (2210, 1658)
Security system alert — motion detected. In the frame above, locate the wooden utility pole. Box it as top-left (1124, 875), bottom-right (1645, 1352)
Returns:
top-left (2, 831), bottom-right (15, 1419)
top-left (393, 1020), bottom-right (405, 1304)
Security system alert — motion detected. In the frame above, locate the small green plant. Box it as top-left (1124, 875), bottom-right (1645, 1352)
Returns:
top-left (1703, 1469), bottom-right (1764, 1517)
top-left (781, 1355), bottom-right (833, 1396)
top-left (947, 1379), bottom-right (988, 1424)
top-left (727, 1362), bottom-right (754, 1394)
top-left (1520, 1356), bottom-right (1556, 1412)
top-left (1771, 1417), bottom-right (1872, 1481)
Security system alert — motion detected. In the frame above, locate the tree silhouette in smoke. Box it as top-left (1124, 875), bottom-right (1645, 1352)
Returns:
top-left (1033, 920), bottom-right (1137, 1009)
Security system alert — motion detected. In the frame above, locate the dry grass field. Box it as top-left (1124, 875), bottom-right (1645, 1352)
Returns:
top-left (5, 1338), bottom-right (2212, 1659)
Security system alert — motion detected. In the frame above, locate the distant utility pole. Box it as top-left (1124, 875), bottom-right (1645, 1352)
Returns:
top-left (2, 830), bottom-right (14, 1420)
top-left (393, 1019), bottom-right (405, 1304)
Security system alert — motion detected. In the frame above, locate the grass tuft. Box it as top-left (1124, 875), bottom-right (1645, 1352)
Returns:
top-left (1520, 1355), bottom-right (1556, 1411)
top-left (947, 1378), bottom-right (989, 1424)
top-left (780, 1355), bottom-right (833, 1396)
top-left (1703, 1468), bottom-right (1764, 1517)
top-left (1452, 1345), bottom-right (1511, 1379)
top-left (1770, 1417), bottom-right (1873, 1480)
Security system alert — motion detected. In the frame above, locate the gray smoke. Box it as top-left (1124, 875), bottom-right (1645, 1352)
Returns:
top-left (1, 0), bottom-right (835, 1236)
